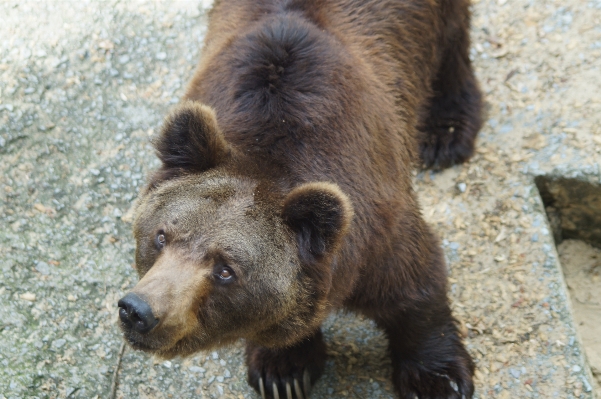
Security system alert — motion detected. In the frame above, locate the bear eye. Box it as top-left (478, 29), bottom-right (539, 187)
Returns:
top-left (216, 266), bottom-right (235, 281)
top-left (155, 231), bottom-right (166, 249)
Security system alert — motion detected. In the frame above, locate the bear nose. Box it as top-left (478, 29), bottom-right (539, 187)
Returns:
top-left (118, 293), bottom-right (159, 334)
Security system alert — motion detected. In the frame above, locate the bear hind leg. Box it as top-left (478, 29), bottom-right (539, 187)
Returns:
top-left (246, 329), bottom-right (326, 399)
top-left (419, 73), bottom-right (482, 170)
top-left (419, 2), bottom-right (483, 170)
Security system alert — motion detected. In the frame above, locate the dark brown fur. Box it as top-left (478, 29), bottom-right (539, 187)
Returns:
top-left (119, 0), bottom-right (482, 398)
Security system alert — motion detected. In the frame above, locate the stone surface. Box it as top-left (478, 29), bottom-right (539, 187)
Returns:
top-left (558, 240), bottom-right (601, 395)
top-left (0, 0), bottom-right (599, 398)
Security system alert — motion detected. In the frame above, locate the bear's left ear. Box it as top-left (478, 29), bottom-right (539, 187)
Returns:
top-left (282, 182), bottom-right (353, 262)
top-left (153, 101), bottom-right (231, 175)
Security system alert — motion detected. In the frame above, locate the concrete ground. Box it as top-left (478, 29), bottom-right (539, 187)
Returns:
top-left (0, 0), bottom-right (600, 398)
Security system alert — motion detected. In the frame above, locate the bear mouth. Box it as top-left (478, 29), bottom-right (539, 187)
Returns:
top-left (120, 326), bottom-right (200, 359)
top-left (127, 338), bottom-right (155, 351)
top-left (118, 315), bottom-right (222, 358)
top-left (123, 334), bottom-right (162, 351)
top-left (120, 327), bottom-right (173, 353)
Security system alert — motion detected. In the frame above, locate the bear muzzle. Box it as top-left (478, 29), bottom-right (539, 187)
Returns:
top-left (118, 248), bottom-right (214, 354)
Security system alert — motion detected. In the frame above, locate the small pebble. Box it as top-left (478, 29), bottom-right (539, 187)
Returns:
top-left (35, 261), bottom-right (50, 275)
top-left (582, 377), bottom-right (592, 392)
top-left (189, 366), bottom-right (205, 373)
top-left (20, 293), bottom-right (36, 302)
top-left (532, 234), bottom-right (539, 242)
top-left (51, 339), bottom-right (66, 349)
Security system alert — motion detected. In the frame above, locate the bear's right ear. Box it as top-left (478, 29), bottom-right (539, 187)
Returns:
top-left (153, 101), bottom-right (231, 177)
top-left (282, 182), bottom-right (353, 263)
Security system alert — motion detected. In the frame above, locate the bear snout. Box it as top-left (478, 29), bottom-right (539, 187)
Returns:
top-left (118, 250), bottom-right (216, 355)
top-left (118, 292), bottom-right (159, 334)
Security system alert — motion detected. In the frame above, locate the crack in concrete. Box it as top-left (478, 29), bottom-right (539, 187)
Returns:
top-left (110, 342), bottom-right (127, 399)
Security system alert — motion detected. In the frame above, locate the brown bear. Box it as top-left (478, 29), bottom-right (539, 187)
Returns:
top-left (117, 0), bottom-right (482, 398)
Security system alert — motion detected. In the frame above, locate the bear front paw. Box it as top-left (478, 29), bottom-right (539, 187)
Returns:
top-left (392, 354), bottom-right (474, 399)
top-left (246, 330), bottom-right (326, 399)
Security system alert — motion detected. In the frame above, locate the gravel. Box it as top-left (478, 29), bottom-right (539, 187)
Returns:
top-left (0, 0), bottom-right (599, 398)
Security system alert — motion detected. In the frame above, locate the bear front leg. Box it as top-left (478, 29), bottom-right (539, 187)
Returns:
top-left (246, 329), bottom-right (326, 399)
top-left (379, 304), bottom-right (474, 399)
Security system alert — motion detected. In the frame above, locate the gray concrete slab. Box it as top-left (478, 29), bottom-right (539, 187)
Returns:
top-left (0, 0), bottom-right (599, 398)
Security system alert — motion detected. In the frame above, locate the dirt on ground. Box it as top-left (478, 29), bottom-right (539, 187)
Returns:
top-left (558, 240), bottom-right (601, 396)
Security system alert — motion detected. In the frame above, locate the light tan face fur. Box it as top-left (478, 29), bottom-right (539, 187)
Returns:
top-left (123, 172), bottom-right (323, 358)
top-left (128, 247), bottom-right (213, 355)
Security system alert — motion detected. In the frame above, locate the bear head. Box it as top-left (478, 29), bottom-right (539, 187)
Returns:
top-left (118, 101), bottom-right (353, 358)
